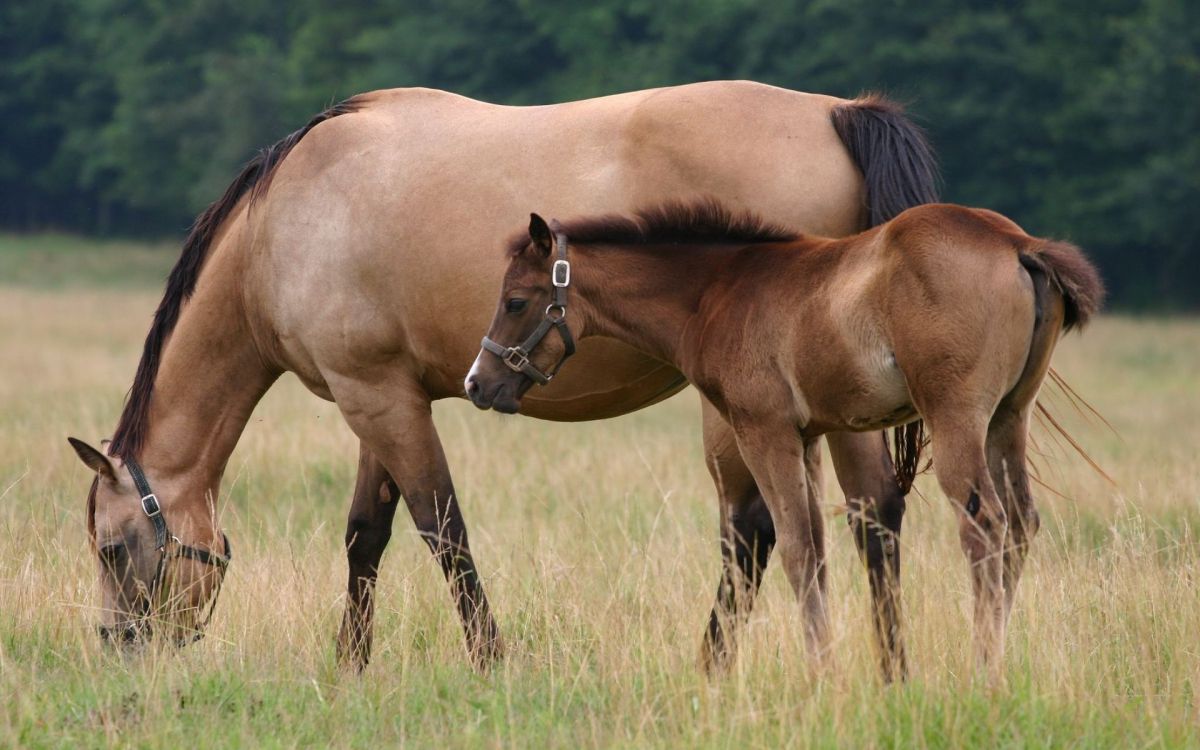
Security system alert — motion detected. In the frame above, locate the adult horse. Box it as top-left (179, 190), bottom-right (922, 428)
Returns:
top-left (469, 201), bottom-right (1102, 678)
top-left (67, 81), bottom-right (936, 679)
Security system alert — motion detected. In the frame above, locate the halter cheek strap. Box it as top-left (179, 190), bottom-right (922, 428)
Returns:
top-left (481, 230), bottom-right (576, 384)
top-left (123, 456), bottom-right (231, 644)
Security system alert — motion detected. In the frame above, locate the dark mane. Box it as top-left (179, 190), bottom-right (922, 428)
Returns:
top-left (506, 198), bottom-right (799, 256)
top-left (109, 97), bottom-right (364, 459)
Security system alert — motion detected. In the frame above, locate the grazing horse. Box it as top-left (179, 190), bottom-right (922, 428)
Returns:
top-left (66, 81), bottom-right (938, 678)
top-left (469, 201), bottom-right (1102, 677)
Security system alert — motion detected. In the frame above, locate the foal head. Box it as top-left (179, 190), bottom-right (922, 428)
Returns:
top-left (466, 213), bottom-right (577, 413)
top-left (69, 438), bottom-right (229, 648)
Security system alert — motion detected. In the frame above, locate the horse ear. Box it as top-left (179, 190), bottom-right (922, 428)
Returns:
top-left (68, 437), bottom-right (116, 481)
top-left (528, 213), bottom-right (553, 257)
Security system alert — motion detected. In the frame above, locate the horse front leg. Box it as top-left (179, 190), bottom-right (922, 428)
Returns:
top-left (698, 399), bottom-right (776, 672)
top-left (826, 431), bottom-right (908, 682)
top-left (732, 421), bottom-right (830, 664)
top-left (337, 442), bottom-right (401, 671)
top-left (331, 378), bottom-right (501, 670)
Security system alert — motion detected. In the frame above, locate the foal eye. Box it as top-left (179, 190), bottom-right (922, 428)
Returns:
top-left (506, 298), bottom-right (527, 314)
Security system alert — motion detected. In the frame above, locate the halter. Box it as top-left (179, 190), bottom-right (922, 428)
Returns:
top-left (480, 228), bottom-right (576, 384)
top-left (103, 456), bottom-right (232, 646)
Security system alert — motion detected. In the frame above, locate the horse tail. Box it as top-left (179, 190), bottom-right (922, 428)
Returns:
top-left (1017, 241), bottom-right (1112, 485)
top-left (1018, 240), bottom-right (1105, 333)
top-left (830, 93), bottom-right (940, 495)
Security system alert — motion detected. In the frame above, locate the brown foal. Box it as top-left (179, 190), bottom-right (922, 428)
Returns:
top-left (470, 199), bottom-right (1103, 679)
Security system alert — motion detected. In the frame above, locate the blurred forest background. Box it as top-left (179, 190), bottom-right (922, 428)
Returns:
top-left (1, 0), bottom-right (1197, 308)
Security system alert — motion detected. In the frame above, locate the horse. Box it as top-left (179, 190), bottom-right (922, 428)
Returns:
top-left (468, 200), bottom-right (1102, 678)
top-left (66, 81), bottom-right (938, 678)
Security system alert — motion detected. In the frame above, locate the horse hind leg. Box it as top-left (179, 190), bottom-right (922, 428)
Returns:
top-left (698, 401), bottom-right (776, 673)
top-left (926, 410), bottom-right (1009, 679)
top-left (337, 443), bottom-right (401, 671)
top-left (987, 274), bottom-right (1065, 624)
top-left (986, 407), bottom-right (1039, 624)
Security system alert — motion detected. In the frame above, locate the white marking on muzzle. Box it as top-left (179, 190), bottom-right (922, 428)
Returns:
top-left (465, 351), bottom-right (486, 395)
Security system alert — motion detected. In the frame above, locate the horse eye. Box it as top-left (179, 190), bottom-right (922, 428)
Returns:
top-left (506, 298), bottom-right (527, 314)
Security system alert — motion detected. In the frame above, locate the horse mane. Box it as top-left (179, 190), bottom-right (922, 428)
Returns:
top-left (108, 97), bottom-right (364, 459)
top-left (506, 198), bottom-right (799, 256)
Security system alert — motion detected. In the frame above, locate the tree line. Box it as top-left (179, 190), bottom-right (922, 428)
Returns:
top-left (2, 0), bottom-right (1197, 307)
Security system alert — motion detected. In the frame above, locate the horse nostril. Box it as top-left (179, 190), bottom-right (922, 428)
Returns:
top-left (466, 377), bottom-right (480, 397)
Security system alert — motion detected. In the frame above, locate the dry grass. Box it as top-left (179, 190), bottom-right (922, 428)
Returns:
top-left (1, 235), bottom-right (1198, 747)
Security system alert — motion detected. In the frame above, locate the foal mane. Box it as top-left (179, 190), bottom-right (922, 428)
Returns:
top-left (108, 97), bottom-right (364, 460)
top-left (507, 198), bottom-right (799, 256)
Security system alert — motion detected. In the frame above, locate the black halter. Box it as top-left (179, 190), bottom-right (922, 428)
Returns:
top-left (117, 456), bottom-right (232, 645)
top-left (480, 228), bottom-right (576, 384)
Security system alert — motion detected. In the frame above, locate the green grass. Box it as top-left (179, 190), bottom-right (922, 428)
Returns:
top-left (1, 234), bottom-right (1198, 748)
top-left (0, 232), bottom-right (176, 289)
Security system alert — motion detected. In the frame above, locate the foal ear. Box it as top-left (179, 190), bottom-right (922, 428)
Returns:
top-left (528, 213), bottom-right (553, 258)
top-left (68, 437), bottom-right (116, 481)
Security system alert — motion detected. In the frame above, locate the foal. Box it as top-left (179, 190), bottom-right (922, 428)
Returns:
top-left (467, 199), bottom-right (1102, 678)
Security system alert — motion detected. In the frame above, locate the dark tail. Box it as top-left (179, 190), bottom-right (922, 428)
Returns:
top-left (831, 93), bottom-right (940, 496)
top-left (1019, 242), bottom-right (1109, 486)
top-left (1019, 240), bottom-right (1105, 332)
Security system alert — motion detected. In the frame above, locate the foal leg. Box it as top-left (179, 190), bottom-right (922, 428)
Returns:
top-left (332, 379), bottom-right (501, 669)
top-left (337, 443), bottom-right (400, 670)
top-left (827, 431), bottom-right (908, 682)
top-left (928, 413), bottom-right (1008, 679)
top-left (988, 406), bottom-right (1039, 624)
top-left (733, 422), bottom-right (830, 662)
top-left (698, 401), bottom-right (776, 672)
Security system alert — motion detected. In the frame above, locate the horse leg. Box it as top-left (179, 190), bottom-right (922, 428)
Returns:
top-left (826, 431), bottom-right (908, 681)
top-left (987, 407), bottom-right (1039, 626)
top-left (732, 422), bottom-right (830, 662)
top-left (331, 378), bottom-right (501, 669)
top-left (337, 442), bottom-right (400, 671)
top-left (698, 400), bottom-right (776, 672)
top-left (927, 412), bottom-right (1008, 679)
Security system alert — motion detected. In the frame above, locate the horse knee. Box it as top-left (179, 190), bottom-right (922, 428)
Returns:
top-left (728, 494), bottom-right (775, 568)
top-left (731, 494), bottom-right (775, 541)
top-left (848, 488), bottom-right (905, 567)
top-left (345, 515), bottom-right (392, 566)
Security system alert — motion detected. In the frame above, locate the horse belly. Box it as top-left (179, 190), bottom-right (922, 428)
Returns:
top-left (801, 345), bottom-right (915, 434)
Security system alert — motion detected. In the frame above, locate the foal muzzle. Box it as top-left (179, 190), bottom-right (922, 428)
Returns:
top-left (480, 229), bottom-right (576, 385)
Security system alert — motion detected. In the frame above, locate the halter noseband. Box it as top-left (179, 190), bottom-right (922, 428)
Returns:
top-left (480, 228), bottom-right (576, 384)
top-left (105, 456), bottom-right (231, 646)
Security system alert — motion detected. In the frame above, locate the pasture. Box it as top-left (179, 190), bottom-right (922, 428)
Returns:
top-left (1, 234), bottom-right (1198, 748)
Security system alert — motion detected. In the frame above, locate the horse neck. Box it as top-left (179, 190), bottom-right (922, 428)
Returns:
top-left (572, 242), bottom-right (728, 367)
top-left (138, 247), bottom-right (277, 521)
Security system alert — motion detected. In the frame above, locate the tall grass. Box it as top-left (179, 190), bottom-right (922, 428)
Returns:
top-left (1, 236), bottom-right (1197, 747)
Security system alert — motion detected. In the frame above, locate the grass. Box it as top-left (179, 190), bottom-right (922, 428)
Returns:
top-left (1, 233), bottom-right (1198, 748)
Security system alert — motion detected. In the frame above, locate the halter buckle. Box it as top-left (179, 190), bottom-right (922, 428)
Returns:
top-left (141, 494), bottom-right (162, 518)
top-left (552, 259), bottom-right (570, 287)
top-left (502, 347), bottom-right (530, 371)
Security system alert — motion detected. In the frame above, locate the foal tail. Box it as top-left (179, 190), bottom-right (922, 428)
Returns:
top-left (1018, 240), bottom-right (1105, 333)
top-left (831, 94), bottom-right (940, 494)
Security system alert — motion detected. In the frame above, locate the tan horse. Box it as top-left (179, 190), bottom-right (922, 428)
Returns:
top-left (470, 200), bottom-right (1103, 678)
top-left (66, 81), bottom-right (938, 676)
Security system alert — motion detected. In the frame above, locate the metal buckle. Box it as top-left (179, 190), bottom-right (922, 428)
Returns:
top-left (141, 494), bottom-right (161, 517)
top-left (552, 259), bottom-right (570, 288)
top-left (503, 347), bottom-right (530, 371)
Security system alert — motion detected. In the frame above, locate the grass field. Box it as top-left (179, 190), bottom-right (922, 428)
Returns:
top-left (1, 233), bottom-right (1198, 748)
